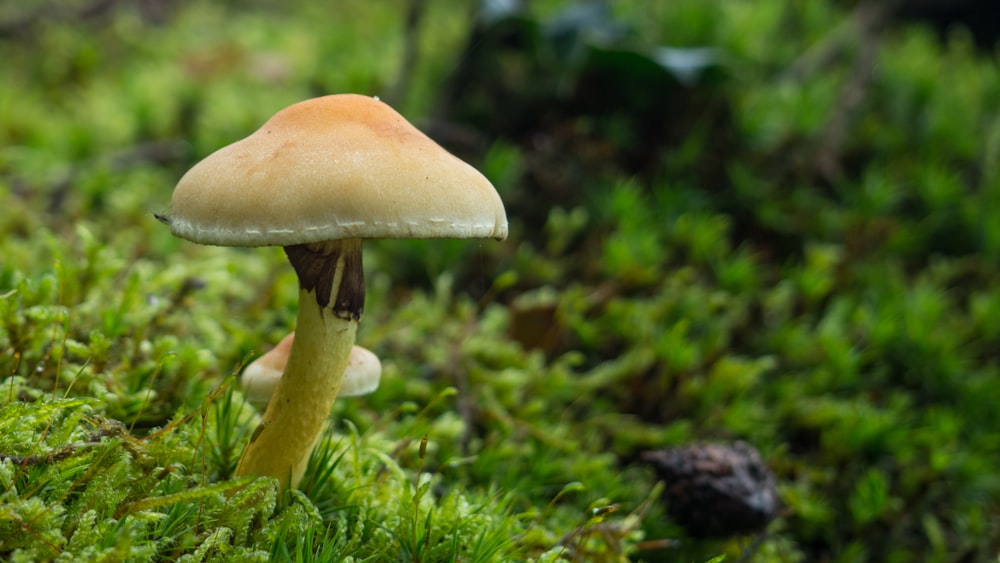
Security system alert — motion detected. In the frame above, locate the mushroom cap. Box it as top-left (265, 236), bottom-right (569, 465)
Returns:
top-left (168, 94), bottom-right (508, 246)
top-left (241, 332), bottom-right (382, 407)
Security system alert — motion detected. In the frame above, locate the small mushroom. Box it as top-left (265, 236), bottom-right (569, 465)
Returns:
top-left (162, 94), bottom-right (507, 490)
top-left (241, 332), bottom-right (381, 407)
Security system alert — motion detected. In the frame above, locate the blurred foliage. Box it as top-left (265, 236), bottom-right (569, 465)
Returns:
top-left (2, 0), bottom-right (1000, 561)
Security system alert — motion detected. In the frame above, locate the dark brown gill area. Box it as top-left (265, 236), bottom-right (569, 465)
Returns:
top-left (284, 238), bottom-right (364, 320)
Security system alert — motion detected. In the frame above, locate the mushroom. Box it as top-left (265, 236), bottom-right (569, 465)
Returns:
top-left (161, 94), bottom-right (507, 491)
top-left (241, 332), bottom-right (381, 407)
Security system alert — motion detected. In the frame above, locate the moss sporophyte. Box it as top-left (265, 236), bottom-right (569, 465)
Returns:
top-left (158, 94), bottom-right (508, 491)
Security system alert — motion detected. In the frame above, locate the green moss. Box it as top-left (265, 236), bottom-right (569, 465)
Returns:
top-left (2, 0), bottom-right (999, 561)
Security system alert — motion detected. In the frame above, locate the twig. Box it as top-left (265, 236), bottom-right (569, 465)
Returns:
top-left (385, 0), bottom-right (428, 107)
top-left (813, 0), bottom-right (899, 182)
top-left (0, 419), bottom-right (128, 466)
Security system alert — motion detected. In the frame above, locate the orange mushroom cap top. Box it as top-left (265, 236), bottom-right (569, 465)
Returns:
top-left (168, 94), bottom-right (508, 247)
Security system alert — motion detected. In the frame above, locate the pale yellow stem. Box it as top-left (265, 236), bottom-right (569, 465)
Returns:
top-left (234, 239), bottom-right (362, 491)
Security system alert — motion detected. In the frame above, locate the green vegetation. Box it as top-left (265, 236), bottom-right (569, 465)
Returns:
top-left (2, 0), bottom-right (999, 561)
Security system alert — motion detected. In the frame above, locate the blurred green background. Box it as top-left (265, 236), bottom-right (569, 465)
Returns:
top-left (2, 0), bottom-right (999, 561)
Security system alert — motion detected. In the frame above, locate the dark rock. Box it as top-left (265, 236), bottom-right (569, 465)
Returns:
top-left (642, 441), bottom-right (777, 538)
